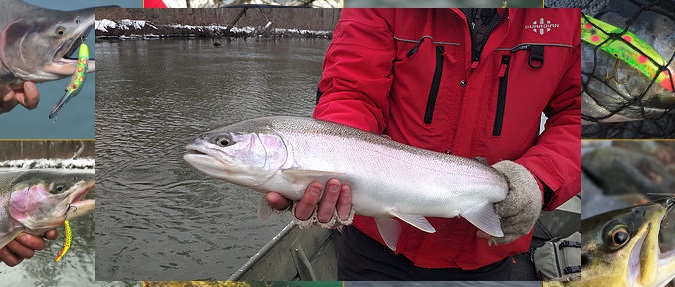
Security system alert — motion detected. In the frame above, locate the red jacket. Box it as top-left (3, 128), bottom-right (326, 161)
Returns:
top-left (314, 8), bottom-right (581, 269)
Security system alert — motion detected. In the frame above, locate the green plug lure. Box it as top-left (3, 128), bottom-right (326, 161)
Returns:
top-left (49, 42), bottom-right (89, 119)
top-left (54, 219), bottom-right (72, 262)
top-left (581, 14), bottom-right (674, 92)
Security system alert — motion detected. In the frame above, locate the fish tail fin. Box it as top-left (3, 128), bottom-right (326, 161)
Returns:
top-left (461, 203), bottom-right (504, 237)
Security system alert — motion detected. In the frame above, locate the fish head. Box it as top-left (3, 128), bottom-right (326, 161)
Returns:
top-left (0, 6), bottom-right (95, 86)
top-left (573, 0), bottom-right (675, 123)
top-left (184, 125), bottom-right (288, 188)
top-left (6, 170), bottom-right (95, 234)
top-left (581, 199), bottom-right (675, 287)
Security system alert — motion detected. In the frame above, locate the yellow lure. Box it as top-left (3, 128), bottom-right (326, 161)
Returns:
top-left (55, 219), bottom-right (72, 262)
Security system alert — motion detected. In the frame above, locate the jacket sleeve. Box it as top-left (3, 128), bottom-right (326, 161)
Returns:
top-left (312, 9), bottom-right (396, 133)
top-left (514, 17), bottom-right (582, 211)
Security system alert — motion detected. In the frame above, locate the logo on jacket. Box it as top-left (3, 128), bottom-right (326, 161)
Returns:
top-left (524, 18), bottom-right (560, 35)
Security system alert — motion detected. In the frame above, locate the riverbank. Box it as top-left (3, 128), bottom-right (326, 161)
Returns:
top-left (96, 19), bottom-right (332, 39)
top-left (95, 8), bottom-right (338, 39)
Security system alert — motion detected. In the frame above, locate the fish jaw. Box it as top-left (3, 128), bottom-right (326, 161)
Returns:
top-left (0, 7), bottom-right (95, 86)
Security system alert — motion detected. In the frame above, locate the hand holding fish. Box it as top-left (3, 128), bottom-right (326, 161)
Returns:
top-left (0, 82), bottom-right (40, 114)
top-left (477, 160), bottom-right (542, 245)
top-left (0, 230), bottom-right (57, 267)
top-left (267, 178), bottom-right (354, 229)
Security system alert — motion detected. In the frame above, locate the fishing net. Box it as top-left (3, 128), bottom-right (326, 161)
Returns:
top-left (575, 0), bottom-right (675, 138)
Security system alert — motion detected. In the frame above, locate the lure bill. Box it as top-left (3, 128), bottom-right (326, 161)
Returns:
top-left (581, 14), bottom-right (674, 92)
top-left (49, 42), bottom-right (89, 119)
top-left (54, 219), bottom-right (72, 262)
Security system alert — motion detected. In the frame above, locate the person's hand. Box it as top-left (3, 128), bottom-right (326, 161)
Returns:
top-left (0, 82), bottom-right (40, 114)
top-left (477, 160), bottom-right (542, 245)
top-left (0, 229), bottom-right (58, 266)
top-left (266, 178), bottom-right (354, 229)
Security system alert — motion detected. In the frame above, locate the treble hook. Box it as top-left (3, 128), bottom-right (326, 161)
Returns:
top-left (604, 58), bottom-right (630, 84)
top-left (63, 203), bottom-right (78, 219)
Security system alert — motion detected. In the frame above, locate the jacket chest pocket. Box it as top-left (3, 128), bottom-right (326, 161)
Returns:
top-left (491, 43), bottom-right (573, 137)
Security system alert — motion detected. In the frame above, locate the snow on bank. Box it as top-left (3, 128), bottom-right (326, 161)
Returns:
top-left (96, 19), bottom-right (332, 39)
top-left (0, 158), bottom-right (95, 169)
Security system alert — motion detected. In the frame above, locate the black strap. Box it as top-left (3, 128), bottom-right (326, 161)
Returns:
top-left (528, 45), bottom-right (544, 69)
top-left (564, 266), bottom-right (581, 274)
top-left (558, 240), bottom-right (581, 249)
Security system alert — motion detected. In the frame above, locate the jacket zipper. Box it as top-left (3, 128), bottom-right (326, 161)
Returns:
top-left (465, 8), bottom-right (508, 62)
top-left (424, 46), bottom-right (445, 124)
top-left (493, 55), bottom-right (510, 136)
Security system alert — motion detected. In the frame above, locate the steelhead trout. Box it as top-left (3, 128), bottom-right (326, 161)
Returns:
top-left (545, 198), bottom-right (675, 287)
top-left (0, 170), bottom-right (95, 256)
top-left (0, 0), bottom-right (97, 88)
top-left (184, 116), bottom-right (508, 250)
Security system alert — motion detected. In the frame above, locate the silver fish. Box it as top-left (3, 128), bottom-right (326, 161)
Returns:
top-left (0, 170), bottom-right (95, 249)
top-left (184, 116), bottom-right (509, 250)
top-left (0, 0), bottom-right (98, 88)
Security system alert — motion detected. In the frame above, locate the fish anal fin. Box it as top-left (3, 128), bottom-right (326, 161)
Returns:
top-left (390, 211), bottom-right (435, 233)
top-left (461, 203), bottom-right (504, 237)
top-left (374, 217), bottom-right (401, 251)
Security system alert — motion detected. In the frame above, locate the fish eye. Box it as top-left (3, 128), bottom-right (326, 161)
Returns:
top-left (215, 136), bottom-right (232, 147)
top-left (56, 26), bottom-right (66, 36)
top-left (75, 17), bottom-right (80, 24)
top-left (603, 221), bottom-right (630, 249)
top-left (53, 183), bottom-right (67, 193)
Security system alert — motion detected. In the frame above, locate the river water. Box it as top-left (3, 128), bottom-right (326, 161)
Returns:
top-left (95, 38), bottom-right (328, 280)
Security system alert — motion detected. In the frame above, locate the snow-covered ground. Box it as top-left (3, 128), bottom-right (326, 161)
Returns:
top-left (0, 158), bottom-right (95, 169)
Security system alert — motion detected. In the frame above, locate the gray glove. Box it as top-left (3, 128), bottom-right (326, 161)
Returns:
top-left (490, 160), bottom-right (542, 245)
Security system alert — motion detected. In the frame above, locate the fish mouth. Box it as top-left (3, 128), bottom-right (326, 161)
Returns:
top-left (49, 12), bottom-right (96, 76)
top-left (630, 200), bottom-right (675, 286)
top-left (184, 143), bottom-right (233, 177)
top-left (64, 178), bottom-right (95, 220)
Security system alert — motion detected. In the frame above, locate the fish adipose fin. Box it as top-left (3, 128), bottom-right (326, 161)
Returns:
top-left (390, 211), bottom-right (435, 233)
top-left (461, 203), bottom-right (504, 237)
top-left (282, 169), bottom-right (345, 184)
top-left (374, 217), bottom-right (401, 250)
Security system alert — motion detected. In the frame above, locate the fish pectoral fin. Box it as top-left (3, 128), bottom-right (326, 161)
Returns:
top-left (389, 211), bottom-right (435, 233)
top-left (257, 195), bottom-right (273, 221)
top-left (461, 203), bottom-right (504, 237)
top-left (374, 217), bottom-right (401, 251)
top-left (0, 229), bottom-right (25, 250)
top-left (281, 169), bottom-right (345, 183)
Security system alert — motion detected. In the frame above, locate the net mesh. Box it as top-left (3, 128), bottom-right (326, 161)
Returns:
top-left (580, 0), bottom-right (675, 138)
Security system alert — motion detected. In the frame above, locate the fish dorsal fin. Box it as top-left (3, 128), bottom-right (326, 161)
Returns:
top-left (281, 169), bottom-right (345, 183)
top-left (474, 157), bottom-right (487, 165)
top-left (461, 203), bottom-right (504, 237)
top-left (389, 211), bottom-right (435, 233)
top-left (257, 195), bottom-right (273, 221)
top-left (374, 217), bottom-right (401, 251)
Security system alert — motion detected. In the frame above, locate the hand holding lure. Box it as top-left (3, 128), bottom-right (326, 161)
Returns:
top-left (54, 219), bottom-right (72, 262)
top-left (49, 43), bottom-right (89, 119)
top-left (581, 14), bottom-right (674, 92)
